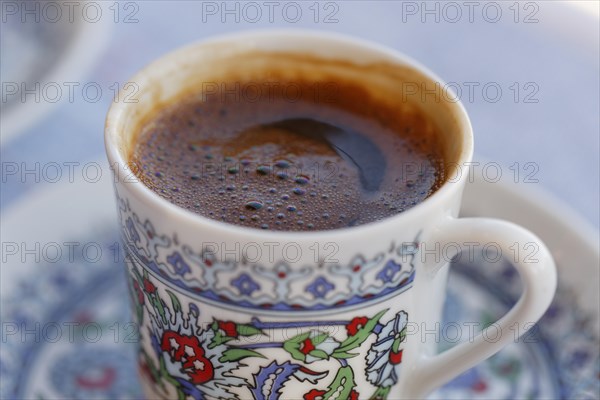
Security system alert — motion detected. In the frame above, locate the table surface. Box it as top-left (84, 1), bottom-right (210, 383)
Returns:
top-left (2, 1), bottom-right (599, 230)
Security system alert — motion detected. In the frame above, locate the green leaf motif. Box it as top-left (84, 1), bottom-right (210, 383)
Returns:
top-left (219, 348), bottom-right (265, 362)
top-left (283, 330), bottom-right (341, 363)
top-left (309, 349), bottom-right (329, 360)
top-left (311, 333), bottom-right (330, 346)
top-left (166, 290), bottom-right (181, 313)
top-left (333, 309), bottom-right (388, 358)
top-left (283, 331), bottom-right (311, 362)
top-left (330, 350), bottom-right (356, 359)
top-left (153, 297), bottom-right (167, 325)
top-left (208, 330), bottom-right (233, 349)
top-left (159, 353), bottom-right (182, 393)
top-left (237, 324), bottom-right (263, 337)
top-left (369, 386), bottom-right (391, 400)
top-left (136, 306), bottom-right (144, 326)
top-left (208, 320), bottom-right (264, 349)
top-left (127, 274), bottom-right (145, 324)
top-left (323, 366), bottom-right (355, 400)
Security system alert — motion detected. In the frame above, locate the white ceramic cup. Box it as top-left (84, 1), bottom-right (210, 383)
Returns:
top-left (105, 30), bottom-right (557, 399)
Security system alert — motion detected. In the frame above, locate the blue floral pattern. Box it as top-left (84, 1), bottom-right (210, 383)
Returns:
top-left (116, 195), bottom-right (418, 311)
top-left (230, 273), bottom-right (261, 296)
top-left (366, 310), bottom-right (408, 388)
top-left (1, 232), bottom-right (598, 399)
top-left (305, 276), bottom-right (335, 299)
top-left (126, 217), bottom-right (140, 244)
top-left (166, 251), bottom-right (192, 276)
top-left (376, 260), bottom-right (402, 283)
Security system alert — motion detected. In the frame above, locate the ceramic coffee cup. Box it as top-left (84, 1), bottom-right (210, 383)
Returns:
top-left (104, 30), bottom-right (557, 399)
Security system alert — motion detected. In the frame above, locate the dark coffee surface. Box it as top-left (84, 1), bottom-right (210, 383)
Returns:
top-left (130, 77), bottom-right (445, 231)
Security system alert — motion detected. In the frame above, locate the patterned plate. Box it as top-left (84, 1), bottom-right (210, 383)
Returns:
top-left (1, 167), bottom-right (598, 399)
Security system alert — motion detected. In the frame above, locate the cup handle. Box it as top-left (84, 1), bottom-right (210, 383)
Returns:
top-left (402, 218), bottom-right (557, 398)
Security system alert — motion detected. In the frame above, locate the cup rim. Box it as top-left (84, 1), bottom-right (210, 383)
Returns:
top-left (105, 28), bottom-right (474, 241)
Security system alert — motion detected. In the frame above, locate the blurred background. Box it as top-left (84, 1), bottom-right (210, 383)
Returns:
top-left (1, 1), bottom-right (599, 399)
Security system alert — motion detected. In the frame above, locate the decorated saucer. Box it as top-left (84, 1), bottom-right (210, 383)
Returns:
top-left (1, 165), bottom-right (598, 399)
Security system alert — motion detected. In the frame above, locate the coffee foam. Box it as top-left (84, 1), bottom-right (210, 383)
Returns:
top-left (129, 52), bottom-right (454, 230)
top-left (123, 51), bottom-right (462, 169)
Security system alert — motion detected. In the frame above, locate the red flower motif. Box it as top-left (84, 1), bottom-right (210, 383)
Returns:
top-left (472, 380), bottom-right (488, 392)
top-left (161, 330), bottom-right (214, 385)
top-left (304, 389), bottom-right (326, 400)
top-left (346, 316), bottom-right (368, 336)
top-left (75, 367), bottom-right (116, 389)
top-left (304, 389), bottom-right (359, 400)
top-left (389, 349), bottom-right (403, 365)
top-left (133, 280), bottom-right (144, 305)
top-left (299, 337), bottom-right (316, 355)
top-left (143, 278), bottom-right (157, 294)
top-left (217, 321), bottom-right (238, 338)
